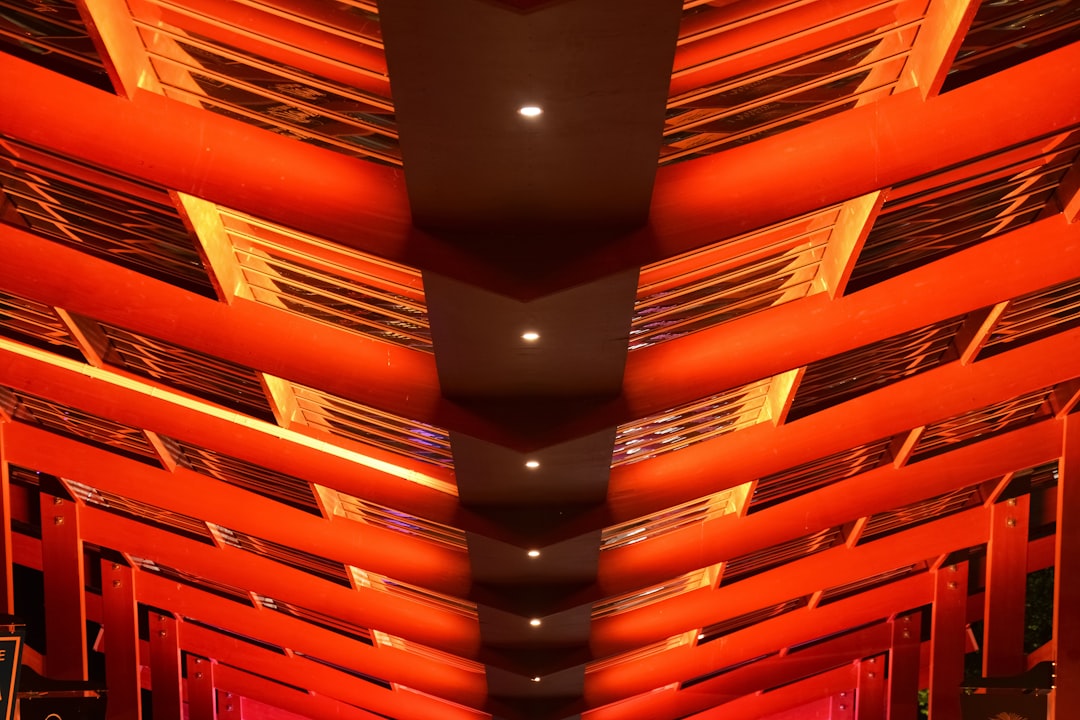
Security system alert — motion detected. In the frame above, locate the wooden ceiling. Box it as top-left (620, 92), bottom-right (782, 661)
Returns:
top-left (1, 1), bottom-right (1079, 720)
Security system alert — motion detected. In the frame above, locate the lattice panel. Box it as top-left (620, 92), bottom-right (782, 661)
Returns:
top-left (324, 487), bottom-right (466, 550)
top-left (66, 479), bottom-right (215, 544)
top-left (788, 315), bottom-right (965, 420)
top-left (132, 0), bottom-right (398, 165)
top-left (351, 567), bottom-right (478, 619)
top-left (254, 593), bottom-right (373, 644)
top-left (631, 207), bottom-right (838, 349)
top-left (600, 488), bottom-right (742, 552)
top-left (0, 386), bottom-right (160, 464)
top-left (592, 569), bottom-right (713, 620)
top-left (586, 634), bottom-right (695, 674)
top-left (665, 0), bottom-right (925, 163)
top-left (749, 437), bottom-right (893, 512)
top-left (697, 596), bottom-right (809, 645)
top-left (612, 377), bottom-right (772, 466)
top-left (858, 486), bottom-right (983, 544)
top-left (210, 523), bottom-right (352, 587)
top-left (0, 137), bottom-right (215, 296)
top-left (945, 0), bottom-right (1080, 91)
top-left (849, 129), bottom-right (1080, 291)
top-left (92, 321), bottom-right (276, 421)
top-left (981, 277), bottom-right (1080, 358)
top-left (0, 0), bottom-right (111, 90)
top-left (165, 436), bottom-right (321, 514)
top-left (721, 527), bottom-right (844, 586)
top-left (221, 208), bottom-right (431, 351)
top-left (0, 289), bottom-right (83, 360)
top-left (911, 387), bottom-right (1055, 462)
top-left (818, 563), bottom-right (923, 605)
top-left (290, 382), bottom-right (454, 468)
top-left (131, 555), bottom-right (254, 605)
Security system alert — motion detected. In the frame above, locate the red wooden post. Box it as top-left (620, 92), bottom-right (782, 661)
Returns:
top-left (40, 490), bottom-right (87, 680)
top-left (856, 655), bottom-right (886, 720)
top-left (1053, 416), bottom-right (1080, 718)
top-left (0, 424), bottom-right (14, 615)
top-left (218, 690), bottom-right (243, 720)
top-left (888, 613), bottom-right (921, 719)
top-left (149, 612), bottom-right (184, 720)
top-left (187, 655), bottom-right (218, 720)
top-left (928, 563), bottom-right (968, 720)
top-left (101, 560), bottom-right (141, 720)
top-left (983, 496), bottom-right (1030, 677)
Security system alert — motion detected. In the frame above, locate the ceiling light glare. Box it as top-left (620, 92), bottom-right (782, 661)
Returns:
top-left (518, 105), bottom-right (543, 118)
top-left (522, 331), bottom-right (540, 342)
top-left (525, 459), bottom-right (540, 469)
top-left (531, 676), bottom-right (542, 683)
top-left (527, 549), bottom-right (541, 558)
top-left (529, 618), bottom-right (542, 627)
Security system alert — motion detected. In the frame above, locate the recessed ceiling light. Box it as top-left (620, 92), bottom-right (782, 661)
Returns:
top-left (519, 105), bottom-right (542, 118)
top-left (531, 676), bottom-right (542, 683)
top-left (521, 331), bottom-right (540, 342)
top-left (529, 618), bottom-right (542, 627)
top-left (697, 633), bottom-right (705, 640)
top-left (527, 549), bottom-right (541, 558)
top-left (525, 459), bottom-right (540, 469)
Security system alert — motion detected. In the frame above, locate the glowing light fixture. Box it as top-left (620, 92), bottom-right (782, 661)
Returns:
top-left (527, 549), bottom-right (541, 558)
top-left (522, 331), bottom-right (540, 342)
top-left (531, 676), bottom-right (542, 683)
top-left (519, 105), bottom-right (542, 118)
top-left (525, 460), bottom-right (540, 469)
top-left (529, 618), bottom-right (542, 627)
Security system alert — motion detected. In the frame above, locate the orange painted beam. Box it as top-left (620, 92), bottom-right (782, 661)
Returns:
top-left (40, 490), bottom-right (88, 680)
top-left (0, 55), bottom-right (413, 266)
top-left (78, 508), bottom-right (484, 660)
top-left (606, 323), bottom-right (1080, 526)
top-left (588, 625), bottom-right (889, 720)
top-left (0, 223), bottom-right (445, 428)
top-left (213, 666), bottom-right (395, 720)
top-left (102, 560), bottom-right (142, 720)
top-left (590, 507), bottom-right (988, 658)
top-left (137, 572), bottom-right (488, 709)
top-left (622, 214), bottom-right (1080, 423)
top-left (585, 574), bottom-right (932, 708)
top-left (0, 342), bottom-right (464, 530)
top-left (4, 423), bottom-right (473, 598)
top-left (596, 421), bottom-right (1058, 595)
top-left (182, 623), bottom-right (488, 720)
top-left (686, 668), bottom-right (853, 720)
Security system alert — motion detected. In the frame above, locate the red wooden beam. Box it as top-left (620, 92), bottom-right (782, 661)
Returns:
top-left (213, 667), bottom-right (387, 720)
top-left (187, 656), bottom-right (218, 720)
top-left (0, 341), bottom-right (463, 530)
top-left (0, 223), bottom-right (446, 430)
top-left (621, 214), bottom-right (1080, 423)
top-left (136, 572), bottom-right (487, 709)
top-left (102, 560), bottom-right (142, 720)
top-left (590, 507), bottom-right (988, 659)
top-left (150, 612), bottom-right (184, 720)
top-left (596, 421), bottom-right (1057, 595)
top-left (982, 497), bottom-right (1029, 677)
top-left (40, 490), bottom-right (87, 680)
top-left (928, 563), bottom-right (967, 720)
top-left (181, 623), bottom-right (487, 720)
top-left (606, 321), bottom-right (1080, 526)
top-left (78, 508), bottom-right (483, 660)
top-left (1053, 417), bottom-right (1080, 719)
top-left (687, 667), bottom-right (854, 720)
top-left (586, 574), bottom-right (932, 708)
top-left (855, 655), bottom-right (886, 720)
top-left (218, 691), bottom-right (243, 720)
top-left (4, 423), bottom-right (473, 598)
top-left (588, 624), bottom-right (890, 720)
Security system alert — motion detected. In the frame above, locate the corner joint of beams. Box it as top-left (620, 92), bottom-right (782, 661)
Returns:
top-left (817, 191), bottom-right (885, 300)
